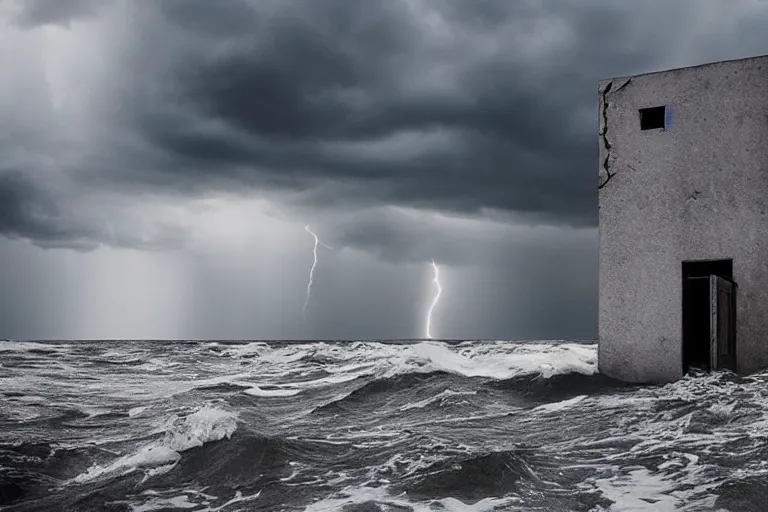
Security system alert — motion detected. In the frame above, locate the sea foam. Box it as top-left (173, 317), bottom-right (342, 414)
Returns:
top-left (71, 405), bottom-right (238, 484)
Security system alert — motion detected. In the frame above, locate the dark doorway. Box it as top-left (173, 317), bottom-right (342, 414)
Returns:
top-left (682, 259), bottom-right (736, 374)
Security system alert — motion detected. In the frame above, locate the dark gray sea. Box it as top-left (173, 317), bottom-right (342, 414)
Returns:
top-left (1, 340), bottom-right (766, 511)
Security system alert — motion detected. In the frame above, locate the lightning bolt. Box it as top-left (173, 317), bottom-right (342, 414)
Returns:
top-left (425, 259), bottom-right (442, 339)
top-left (303, 224), bottom-right (331, 318)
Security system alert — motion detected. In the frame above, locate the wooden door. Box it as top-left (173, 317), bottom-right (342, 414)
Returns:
top-left (709, 275), bottom-right (737, 371)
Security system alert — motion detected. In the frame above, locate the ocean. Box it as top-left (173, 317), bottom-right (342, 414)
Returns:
top-left (0, 339), bottom-right (766, 511)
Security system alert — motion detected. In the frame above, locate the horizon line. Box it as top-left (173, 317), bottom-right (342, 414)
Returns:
top-left (1, 337), bottom-right (597, 343)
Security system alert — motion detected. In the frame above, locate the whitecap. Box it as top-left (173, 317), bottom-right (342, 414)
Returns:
top-left (70, 405), bottom-right (238, 484)
top-left (410, 341), bottom-right (597, 380)
top-left (532, 394), bottom-right (588, 414)
top-left (587, 466), bottom-right (720, 511)
top-left (243, 386), bottom-right (302, 397)
top-left (163, 405), bottom-right (238, 452)
top-left (128, 406), bottom-right (148, 417)
top-left (72, 445), bottom-right (181, 483)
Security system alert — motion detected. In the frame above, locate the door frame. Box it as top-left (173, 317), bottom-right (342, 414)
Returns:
top-left (681, 258), bottom-right (735, 374)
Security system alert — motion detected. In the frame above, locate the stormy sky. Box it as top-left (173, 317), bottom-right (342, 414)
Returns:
top-left (1, 0), bottom-right (767, 340)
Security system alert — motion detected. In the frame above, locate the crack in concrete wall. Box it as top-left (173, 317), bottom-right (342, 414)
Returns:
top-left (598, 81), bottom-right (615, 189)
top-left (598, 78), bottom-right (632, 190)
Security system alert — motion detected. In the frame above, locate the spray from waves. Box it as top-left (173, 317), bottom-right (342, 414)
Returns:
top-left (71, 405), bottom-right (237, 484)
top-left (217, 340), bottom-right (597, 384)
top-left (223, 341), bottom-right (602, 421)
top-left (200, 341), bottom-right (600, 406)
top-left (409, 341), bottom-right (596, 380)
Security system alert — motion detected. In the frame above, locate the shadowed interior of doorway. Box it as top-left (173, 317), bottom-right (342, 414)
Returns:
top-left (682, 259), bottom-right (733, 374)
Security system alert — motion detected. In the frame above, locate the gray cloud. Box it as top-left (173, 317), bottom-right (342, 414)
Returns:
top-left (61, 1), bottom-right (619, 229)
top-left (6, 0), bottom-right (768, 255)
top-left (318, 205), bottom-right (595, 269)
top-left (0, 169), bottom-right (188, 251)
top-left (118, 0), bottom-right (603, 227)
top-left (0, 170), bottom-right (99, 250)
top-left (2, 0), bottom-right (768, 340)
top-left (95, 0), bottom-right (768, 232)
top-left (10, 0), bottom-right (104, 27)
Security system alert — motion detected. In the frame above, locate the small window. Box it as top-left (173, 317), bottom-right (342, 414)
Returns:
top-left (639, 106), bottom-right (666, 130)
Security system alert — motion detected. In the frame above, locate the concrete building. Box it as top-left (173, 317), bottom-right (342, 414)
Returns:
top-left (598, 55), bottom-right (768, 383)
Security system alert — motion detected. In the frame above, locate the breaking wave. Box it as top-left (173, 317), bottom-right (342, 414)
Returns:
top-left (72, 405), bottom-right (238, 484)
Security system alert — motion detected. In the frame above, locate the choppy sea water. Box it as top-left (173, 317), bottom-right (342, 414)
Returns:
top-left (1, 340), bottom-right (767, 511)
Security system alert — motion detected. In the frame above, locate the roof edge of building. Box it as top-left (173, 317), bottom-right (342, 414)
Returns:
top-left (600, 53), bottom-right (768, 85)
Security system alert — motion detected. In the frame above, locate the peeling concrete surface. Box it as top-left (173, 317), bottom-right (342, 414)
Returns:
top-left (598, 55), bottom-right (768, 383)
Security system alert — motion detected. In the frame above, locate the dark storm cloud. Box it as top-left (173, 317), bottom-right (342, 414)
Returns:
top-left (0, 169), bottom-right (187, 251)
top-left (9, 0), bottom-right (768, 253)
top-left (112, 0), bottom-right (606, 226)
top-left (0, 170), bottom-right (100, 251)
top-left (74, 0), bottom-right (688, 230)
top-left (103, 0), bottom-right (768, 233)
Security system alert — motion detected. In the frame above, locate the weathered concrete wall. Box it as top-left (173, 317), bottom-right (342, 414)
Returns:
top-left (598, 56), bottom-right (768, 383)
